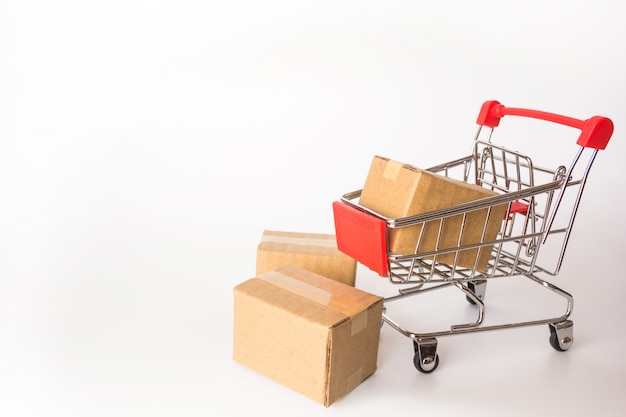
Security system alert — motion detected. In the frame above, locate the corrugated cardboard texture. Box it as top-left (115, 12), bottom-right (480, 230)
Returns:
top-left (359, 155), bottom-right (507, 272)
top-left (256, 230), bottom-right (357, 286)
top-left (233, 265), bottom-right (383, 407)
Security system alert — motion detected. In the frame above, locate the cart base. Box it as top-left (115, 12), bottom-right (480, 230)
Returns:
top-left (381, 273), bottom-right (574, 373)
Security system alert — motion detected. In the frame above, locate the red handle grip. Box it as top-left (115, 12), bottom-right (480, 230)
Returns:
top-left (476, 100), bottom-right (613, 150)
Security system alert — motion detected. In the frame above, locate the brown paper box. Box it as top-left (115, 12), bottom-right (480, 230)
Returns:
top-left (358, 156), bottom-right (507, 271)
top-left (233, 265), bottom-right (384, 407)
top-left (256, 230), bottom-right (357, 286)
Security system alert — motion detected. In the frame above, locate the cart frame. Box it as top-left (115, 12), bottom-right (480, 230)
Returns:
top-left (332, 100), bottom-right (613, 373)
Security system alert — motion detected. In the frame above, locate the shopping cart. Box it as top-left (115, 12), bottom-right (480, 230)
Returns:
top-left (332, 100), bottom-right (613, 373)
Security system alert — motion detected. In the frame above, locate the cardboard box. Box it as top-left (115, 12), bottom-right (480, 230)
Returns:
top-left (233, 265), bottom-right (384, 407)
top-left (256, 230), bottom-right (357, 287)
top-left (358, 155), bottom-right (507, 271)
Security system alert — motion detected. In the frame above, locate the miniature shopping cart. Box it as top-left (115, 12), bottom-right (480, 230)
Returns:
top-left (332, 100), bottom-right (613, 373)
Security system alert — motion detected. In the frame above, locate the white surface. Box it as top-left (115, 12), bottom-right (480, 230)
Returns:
top-left (1, 1), bottom-right (625, 416)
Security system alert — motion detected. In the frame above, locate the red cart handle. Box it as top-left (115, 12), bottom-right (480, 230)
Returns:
top-left (476, 100), bottom-right (613, 150)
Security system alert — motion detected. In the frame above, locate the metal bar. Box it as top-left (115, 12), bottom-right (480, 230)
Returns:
top-left (382, 273), bottom-right (573, 339)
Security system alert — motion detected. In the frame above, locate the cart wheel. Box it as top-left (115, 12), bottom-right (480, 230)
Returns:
top-left (413, 338), bottom-right (439, 373)
top-left (549, 320), bottom-right (574, 352)
top-left (413, 352), bottom-right (439, 373)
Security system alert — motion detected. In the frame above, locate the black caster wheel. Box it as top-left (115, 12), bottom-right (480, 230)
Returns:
top-left (549, 320), bottom-right (574, 352)
top-left (413, 351), bottom-right (439, 373)
top-left (413, 338), bottom-right (439, 373)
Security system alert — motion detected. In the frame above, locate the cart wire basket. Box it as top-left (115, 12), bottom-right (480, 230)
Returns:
top-left (332, 100), bottom-right (613, 373)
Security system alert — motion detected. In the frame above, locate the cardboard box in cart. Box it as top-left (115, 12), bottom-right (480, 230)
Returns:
top-left (256, 230), bottom-right (357, 286)
top-left (233, 265), bottom-right (384, 407)
top-left (358, 155), bottom-right (508, 272)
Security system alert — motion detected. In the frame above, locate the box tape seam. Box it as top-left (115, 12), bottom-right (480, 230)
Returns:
top-left (258, 271), bottom-right (368, 335)
top-left (259, 272), bottom-right (332, 305)
top-left (382, 159), bottom-right (404, 181)
top-left (261, 234), bottom-right (337, 248)
top-left (346, 367), bottom-right (363, 393)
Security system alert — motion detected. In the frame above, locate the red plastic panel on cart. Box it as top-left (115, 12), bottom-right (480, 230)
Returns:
top-left (332, 201), bottom-right (389, 276)
top-left (509, 201), bottom-right (529, 216)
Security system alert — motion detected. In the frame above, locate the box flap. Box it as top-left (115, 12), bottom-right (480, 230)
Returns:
top-left (236, 265), bottom-right (381, 328)
top-left (234, 277), bottom-right (345, 329)
top-left (259, 266), bottom-right (380, 329)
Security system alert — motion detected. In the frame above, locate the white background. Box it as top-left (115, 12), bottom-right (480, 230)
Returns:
top-left (2, 1), bottom-right (625, 416)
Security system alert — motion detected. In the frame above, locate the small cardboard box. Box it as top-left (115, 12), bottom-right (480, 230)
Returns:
top-left (233, 265), bottom-right (384, 407)
top-left (256, 230), bottom-right (357, 286)
top-left (358, 155), bottom-right (507, 271)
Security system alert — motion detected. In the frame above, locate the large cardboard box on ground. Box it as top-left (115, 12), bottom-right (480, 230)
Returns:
top-left (358, 155), bottom-right (507, 272)
top-left (256, 230), bottom-right (357, 286)
top-left (233, 265), bottom-right (384, 407)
